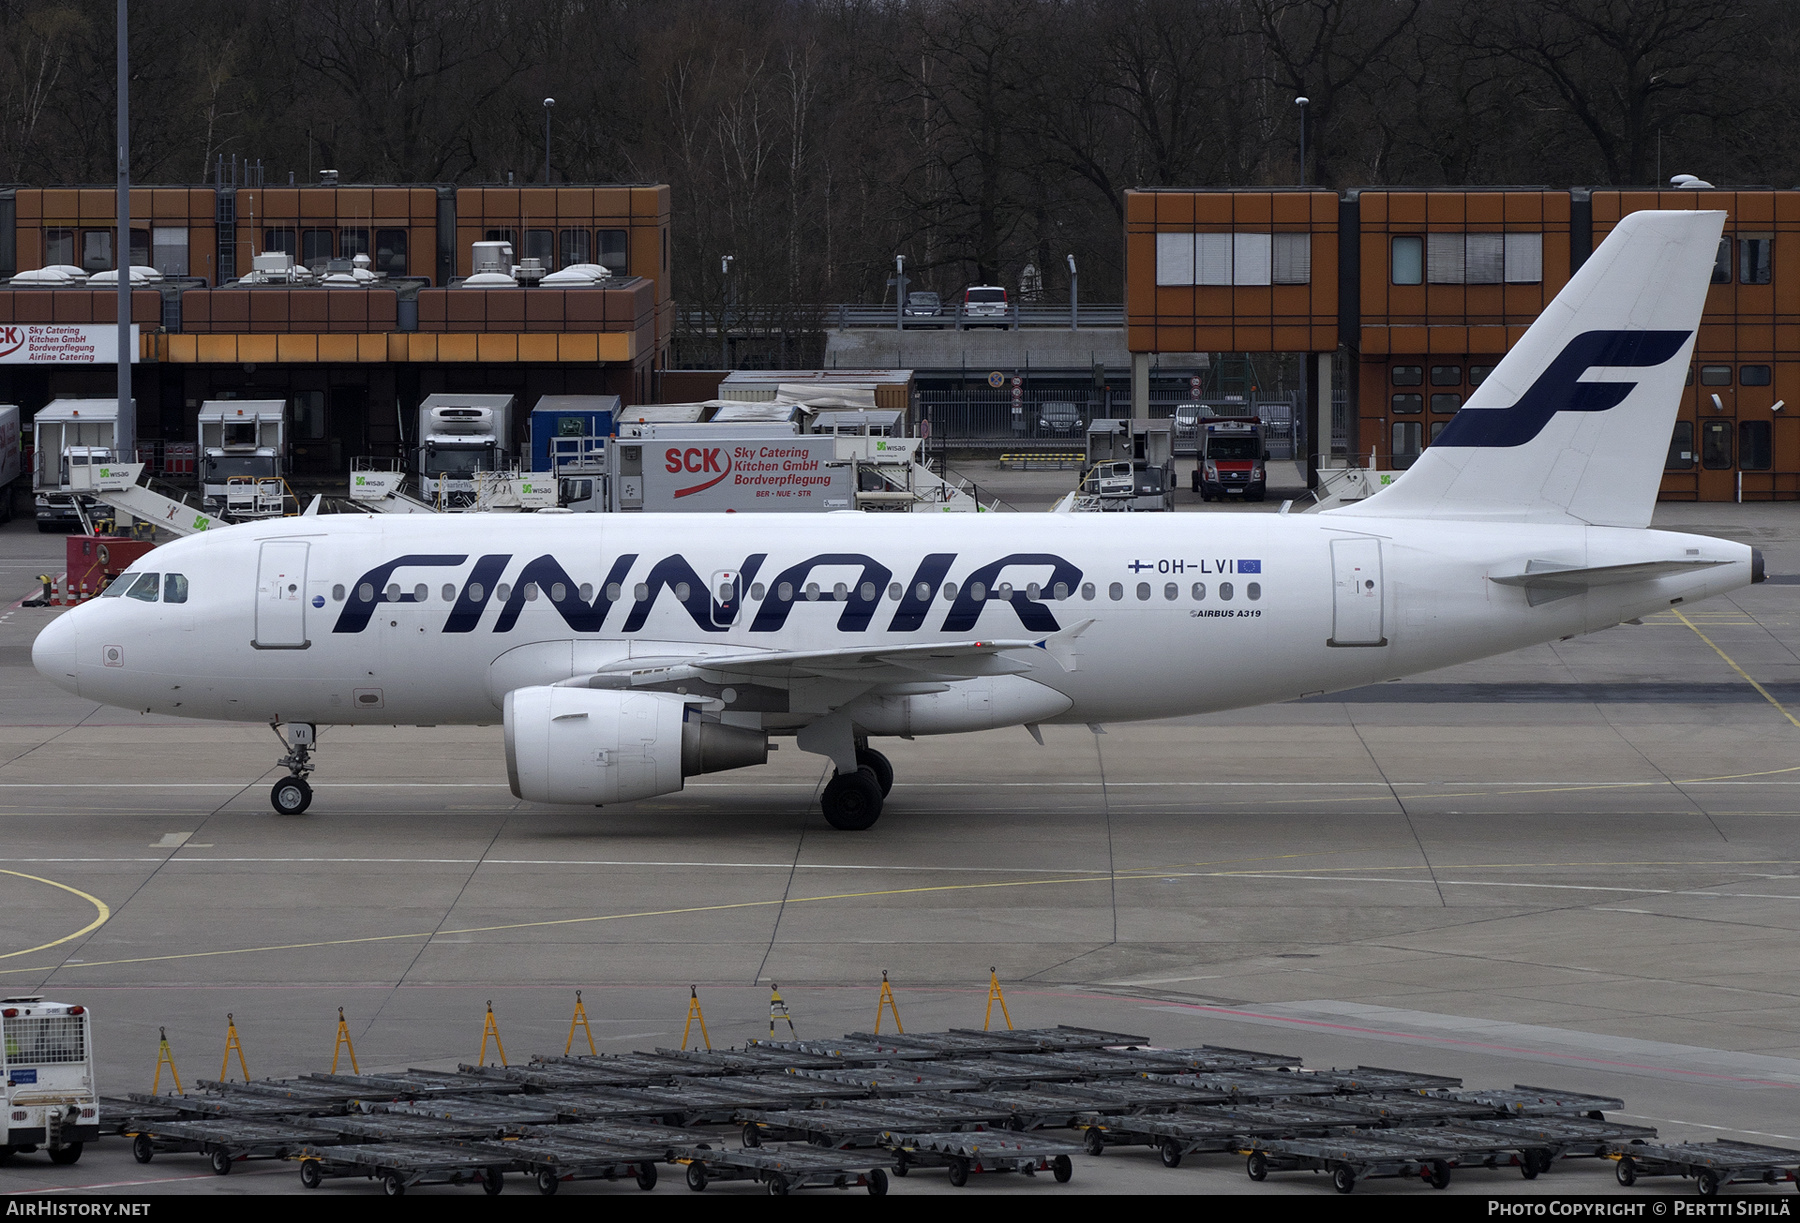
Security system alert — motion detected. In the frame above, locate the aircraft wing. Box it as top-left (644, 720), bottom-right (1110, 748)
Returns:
top-left (577, 639), bottom-right (1045, 688)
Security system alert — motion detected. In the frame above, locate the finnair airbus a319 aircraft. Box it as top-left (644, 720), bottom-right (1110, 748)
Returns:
top-left (32, 210), bottom-right (1761, 830)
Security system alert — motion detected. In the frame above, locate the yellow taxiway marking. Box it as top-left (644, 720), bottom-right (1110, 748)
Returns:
top-left (1672, 607), bottom-right (1800, 730)
top-left (0, 869), bottom-right (111, 961)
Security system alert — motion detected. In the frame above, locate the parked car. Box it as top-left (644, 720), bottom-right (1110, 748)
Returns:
top-left (962, 285), bottom-right (1009, 327)
top-left (1038, 401), bottom-right (1083, 436)
top-left (903, 291), bottom-right (944, 326)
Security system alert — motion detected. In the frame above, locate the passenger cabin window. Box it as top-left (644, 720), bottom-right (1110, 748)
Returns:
top-left (1391, 236), bottom-right (1423, 285)
top-left (1741, 364), bottom-right (1772, 386)
top-left (598, 229), bottom-right (628, 276)
top-left (164, 573), bottom-right (188, 603)
top-left (1712, 238), bottom-right (1732, 284)
top-left (376, 229), bottom-right (408, 277)
top-left (125, 572), bottom-right (160, 602)
top-left (1740, 236), bottom-right (1772, 285)
top-left (1702, 419), bottom-right (1732, 469)
top-left (1391, 366), bottom-right (1422, 386)
top-left (1430, 366), bottom-right (1461, 386)
top-left (1666, 421), bottom-right (1695, 470)
top-left (1740, 420), bottom-right (1773, 470)
top-left (1700, 365), bottom-right (1732, 386)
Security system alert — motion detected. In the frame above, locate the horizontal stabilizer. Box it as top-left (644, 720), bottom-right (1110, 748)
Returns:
top-left (1490, 558), bottom-right (1730, 605)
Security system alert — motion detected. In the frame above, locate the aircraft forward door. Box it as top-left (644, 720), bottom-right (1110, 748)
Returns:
top-left (255, 541), bottom-right (310, 648)
top-left (1329, 537), bottom-right (1386, 647)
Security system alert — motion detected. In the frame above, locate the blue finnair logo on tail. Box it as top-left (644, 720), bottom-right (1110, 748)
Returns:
top-left (1433, 329), bottom-right (1691, 449)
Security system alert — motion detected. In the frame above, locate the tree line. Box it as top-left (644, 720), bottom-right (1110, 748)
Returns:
top-left (0, 0), bottom-right (1789, 316)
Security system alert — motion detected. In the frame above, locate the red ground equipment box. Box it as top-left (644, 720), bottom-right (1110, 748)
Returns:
top-left (66, 535), bottom-right (155, 599)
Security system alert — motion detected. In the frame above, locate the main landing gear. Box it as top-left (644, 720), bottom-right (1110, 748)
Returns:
top-left (820, 745), bottom-right (893, 832)
top-left (270, 722), bottom-right (316, 815)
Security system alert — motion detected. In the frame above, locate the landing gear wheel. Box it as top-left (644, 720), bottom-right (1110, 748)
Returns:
top-left (947, 1156), bottom-right (970, 1187)
top-left (536, 1169), bottom-right (558, 1195)
top-left (209, 1148), bottom-right (232, 1175)
top-left (131, 1135), bottom-right (153, 1164)
top-left (856, 747), bottom-right (893, 797)
top-left (383, 1173), bottom-right (405, 1197)
top-left (686, 1162), bottom-right (708, 1191)
top-left (1697, 1170), bottom-right (1720, 1198)
top-left (1332, 1164), bottom-right (1356, 1194)
top-left (1246, 1151), bottom-right (1268, 1181)
top-left (1159, 1139), bottom-right (1182, 1168)
top-left (1052, 1155), bottom-right (1072, 1183)
top-left (1428, 1159), bottom-right (1451, 1189)
top-left (49, 1144), bottom-right (82, 1167)
top-left (1617, 1156), bottom-right (1637, 1186)
top-left (271, 776), bottom-right (312, 815)
top-left (300, 1159), bottom-right (322, 1188)
top-left (821, 767), bottom-right (883, 831)
top-left (483, 1167), bottom-right (504, 1195)
top-left (868, 1167), bottom-right (889, 1195)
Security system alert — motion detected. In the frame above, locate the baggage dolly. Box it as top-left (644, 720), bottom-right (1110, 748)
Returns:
top-left (452, 1135), bottom-right (662, 1195)
top-left (881, 1130), bottom-right (1081, 1186)
top-left (1461, 1116), bottom-right (1658, 1168)
top-left (125, 1118), bottom-right (343, 1174)
top-left (1242, 1132), bottom-right (1464, 1193)
top-left (294, 1141), bottom-right (515, 1197)
top-left (1611, 1139), bottom-right (1800, 1197)
top-left (680, 1144), bottom-right (892, 1195)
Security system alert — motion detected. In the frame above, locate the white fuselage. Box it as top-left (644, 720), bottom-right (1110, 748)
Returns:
top-left (33, 511), bottom-right (1754, 730)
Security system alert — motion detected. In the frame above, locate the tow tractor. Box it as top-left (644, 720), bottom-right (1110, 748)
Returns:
top-left (2, 996), bottom-right (98, 1165)
top-left (1194, 418), bottom-right (1268, 502)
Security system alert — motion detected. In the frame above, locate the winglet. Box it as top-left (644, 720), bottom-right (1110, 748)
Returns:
top-left (1035, 618), bottom-right (1094, 673)
top-left (303, 494), bottom-right (323, 516)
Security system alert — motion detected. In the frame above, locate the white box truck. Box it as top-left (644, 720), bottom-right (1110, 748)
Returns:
top-left (32, 398), bottom-right (135, 532)
top-left (2, 995), bottom-right (98, 1164)
top-left (607, 422), bottom-right (853, 513)
top-left (0, 405), bottom-right (22, 524)
top-left (416, 393), bottom-right (514, 508)
top-left (198, 400), bottom-right (286, 517)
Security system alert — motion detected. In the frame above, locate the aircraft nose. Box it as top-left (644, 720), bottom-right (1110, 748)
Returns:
top-left (32, 610), bottom-right (80, 696)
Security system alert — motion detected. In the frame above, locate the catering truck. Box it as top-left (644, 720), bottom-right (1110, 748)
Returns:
top-left (2, 995), bottom-right (98, 1164)
top-left (198, 400), bottom-right (286, 517)
top-left (32, 398), bottom-right (134, 531)
top-left (416, 393), bottom-right (514, 508)
top-left (0, 404), bottom-right (21, 524)
top-left (606, 422), bottom-right (852, 513)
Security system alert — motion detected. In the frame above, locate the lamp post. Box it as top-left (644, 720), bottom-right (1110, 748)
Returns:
top-left (116, 0), bottom-right (130, 431)
top-left (1067, 254), bottom-right (1078, 331)
top-left (720, 254), bottom-right (734, 368)
top-left (894, 254), bottom-right (907, 332)
top-left (1295, 96), bottom-right (1309, 186)
top-left (542, 98), bottom-right (555, 183)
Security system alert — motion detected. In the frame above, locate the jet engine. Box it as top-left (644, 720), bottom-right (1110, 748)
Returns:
top-left (503, 686), bottom-right (768, 805)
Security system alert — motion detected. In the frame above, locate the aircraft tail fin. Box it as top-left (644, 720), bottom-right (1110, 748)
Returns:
top-left (1334, 209), bottom-right (1725, 528)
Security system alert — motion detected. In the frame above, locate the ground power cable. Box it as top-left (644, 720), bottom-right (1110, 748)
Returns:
top-left (1346, 714), bottom-right (1447, 907)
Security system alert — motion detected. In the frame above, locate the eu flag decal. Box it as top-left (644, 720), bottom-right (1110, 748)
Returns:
top-left (1238, 559), bottom-right (1262, 574)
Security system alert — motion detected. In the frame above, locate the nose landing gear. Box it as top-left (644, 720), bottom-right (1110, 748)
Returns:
top-left (270, 722), bottom-right (316, 815)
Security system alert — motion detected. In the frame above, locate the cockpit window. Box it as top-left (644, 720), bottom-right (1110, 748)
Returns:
top-left (164, 574), bottom-right (188, 604)
top-left (100, 578), bottom-right (126, 597)
top-left (125, 572), bottom-right (160, 602)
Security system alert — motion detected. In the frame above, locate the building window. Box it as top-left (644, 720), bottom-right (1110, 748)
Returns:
top-left (1232, 232), bottom-right (1272, 285)
top-left (559, 228), bottom-right (591, 268)
top-left (484, 227), bottom-right (517, 245)
top-left (1504, 232), bottom-right (1544, 283)
top-left (1392, 235), bottom-right (1423, 284)
top-left (1273, 232), bottom-right (1311, 284)
top-left (1740, 420), bottom-right (1773, 470)
top-left (1464, 233), bottom-right (1504, 283)
top-left (151, 226), bottom-right (187, 276)
top-left (264, 228), bottom-right (297, 257)
top-left (1391, 393), bottom-right (1423, 415)
top-left (1469, 365), bottom-right (1495, 387)
top-left (1392, 421), bottom-right (1423, 468)
top-left (1427, 233), bottom-right (1465, 283)
top-left (1700, 365), bottom-right (1732, 386)
top-left (128, 228), bottom-right (151, 267)
top-left (523, 228), bottom-right (553, 267)
top-left (1155, 233), bottom-right (1194, 285)
top-left (1431, 393), bottom-right (1461, 414)
top-left (1430, 365), bottom-right (1460, 386)
top-left (1741, 364), bottom-right (1772, 386)
top-left (1712, 238), bottom-right (1731, 284)
top-left (599, 228), bottom-right (629, 277)
top-left (1666, 421), bottom-right (1695, 470)
top-left (1425, 232), bottom-right (1542, 284)
top-left (339, 228), bottom-right (369, 259)
top-left (1740, 236), bottom-right (1772, 285)
top-left (81, 229), bottom-right (113, 272)
top-left (1702, 419), bottom-right (1732, 469)
top-left (302, 228), bottom-right (334, 265)
top-left (1196, 233), bottom-right (1233, 284)
top-left (376, 229), bottom-right (408, 277)
top-left (45, 228), bottom-right (74, 265)
top-left (1430, 420), bottom-right (1449, 443)
top-left (1391, 365), bottom-right (1422, 386)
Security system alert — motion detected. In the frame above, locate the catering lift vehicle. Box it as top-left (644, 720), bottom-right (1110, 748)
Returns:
top-left (32, 398), bottom-right (135, 532)
top-left (0, 404), bottom-right (21, 524)
top-left (31, 213), bottom-right (1768, 834)
top-left (198, 400), bottom-right (287, 518)
top-left (1195, 418), bottom-right (1268, 502)
top-left (1076, 419), bottom-right (1175, 511)
top-left (1, 996), bottom-right (98, 1165)
top-left (417, 394), bottom-right (514, 508)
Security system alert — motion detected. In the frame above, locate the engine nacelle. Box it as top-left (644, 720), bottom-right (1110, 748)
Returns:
top-left (504, 686), bottom-right (768, 805)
